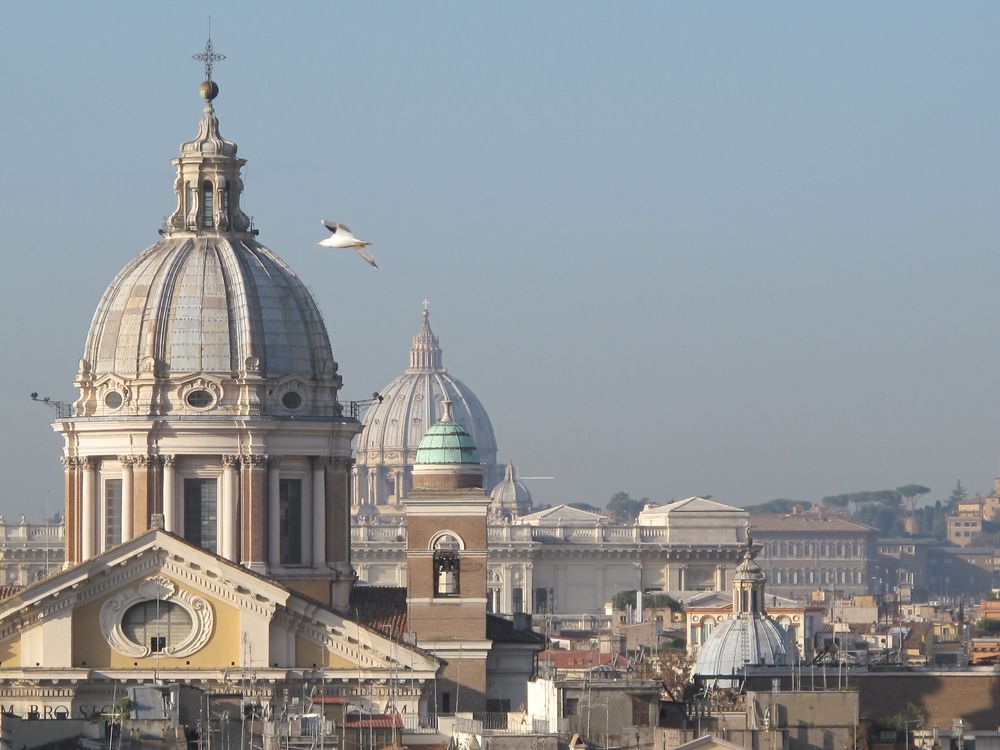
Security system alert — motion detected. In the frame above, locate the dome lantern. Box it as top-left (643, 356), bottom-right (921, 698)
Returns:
top-left (165, 39), bottom-right (251, 237)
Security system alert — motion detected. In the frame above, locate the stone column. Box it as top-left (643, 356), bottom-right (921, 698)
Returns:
top-left (326, 458), bottom-right (352, 565)
top-left (524, 562), bottom-right (534, 614)
top-left (162, 456), bottom-right (176, 533)
top-left (120, 456), bottom-right (134, 544)
top-left (61, 457), bottom-right (78, 566)
top-left (132, 456), bottom-right (152, 538)
top-left (222, 455), bottom-right (240, 562)
top-left (80, 458), bottom-right (96, 561)
top-left (328, 457), bottom-right (354, 609)
top-left (268, 457), bottom-right (281, 568)
top-left (240, 454), bottom-right (268, 571)
top-left (503, 565), bottom-right (514, 614)
top-left (312, 458), bottom-right (326, 566)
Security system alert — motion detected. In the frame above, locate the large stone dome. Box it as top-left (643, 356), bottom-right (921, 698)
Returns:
top-left (72, 87), bottom-right (344, 421)
top-left (57, 72), bottom-right (359, 599)
top-left (354, 308), bottom-right (499, 505)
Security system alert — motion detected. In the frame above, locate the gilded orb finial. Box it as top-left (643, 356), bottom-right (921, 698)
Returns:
top-left (193, 34), bottom-right (225, 102)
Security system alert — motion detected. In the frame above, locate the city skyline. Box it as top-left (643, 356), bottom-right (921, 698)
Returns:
top-left (4, 3), bottom-right (1000, 517)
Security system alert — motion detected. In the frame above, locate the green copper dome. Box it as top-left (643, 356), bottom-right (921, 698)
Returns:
top-left (414, 401), bottom-right (480, 465)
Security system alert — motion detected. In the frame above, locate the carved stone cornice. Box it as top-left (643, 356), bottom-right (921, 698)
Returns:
top-left (60, 456), bottom-right (80, 469)
top-left (162, 455), bottom-right (176, 468)
top-left (132, 455), bottom-right (156, 468)
top-left (79, 457), bottom-right (96, 471)
top-left (241, 454), bottom-right (268, 467)
top-left (222, 454), bottom-right (240, 468)
top-left (117, 455), bottom-right (136, 467)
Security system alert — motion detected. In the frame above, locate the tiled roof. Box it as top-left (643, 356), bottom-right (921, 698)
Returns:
top-left (342, 713), bottom-right (404, 729)
top-left (750, 513), bottom-right (876, 533)
top-left (538, 650), bottom-right (628, 670)
top-left (350, 586), bottom-right (409, 640)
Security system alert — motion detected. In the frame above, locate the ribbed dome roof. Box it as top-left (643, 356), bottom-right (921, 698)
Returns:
top-left (490, 463), bottom-right (533, 516)
top-left (357, 308), bottom-right (497, 464)
top-left (414, 402), bottom-right (480, 465)
top-left (693, 615), bottom-right (797, 684)
top-left (84, 236), bottom-right (335, 379)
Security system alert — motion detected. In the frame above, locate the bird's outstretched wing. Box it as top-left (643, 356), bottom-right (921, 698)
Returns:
top-left (322, 219), bottom-right (347, 233)
top-left (354, 246), bottom-right (379, 268)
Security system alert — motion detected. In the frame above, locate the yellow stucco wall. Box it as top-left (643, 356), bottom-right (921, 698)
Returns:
top-left (71, 575), bottom-right (240, 669)
top-left (0, 634), bottom-right (20, 667)
top-left (282, 579), bottom-right (331, 604)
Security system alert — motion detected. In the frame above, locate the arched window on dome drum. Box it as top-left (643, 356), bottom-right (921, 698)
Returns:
top-left (700, 617), bottom-right (715, 643)
top-left (202, 181), bottom-right (214, 228)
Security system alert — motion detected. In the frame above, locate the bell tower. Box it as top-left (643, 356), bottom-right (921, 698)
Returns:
top-left (405, 401), bottom-right (491, 713)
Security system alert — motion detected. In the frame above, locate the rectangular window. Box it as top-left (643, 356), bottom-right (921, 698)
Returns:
top-left (279, 479), bottom-right (303, 565)
top-left (631, 695), bottom-right (650, 727)
top-left (105, 478), bottom-right (123, 548)
top-left (441, 692), bottom-right (452, 714)
top-left (535, 587), bottom-right (549, 613)
top-left (184, 478), bottom-right (218, 553)
top-left (202, 182), bottom-right (214, 228)
top-left (563, 697), bottom-right (578, 717)
top-left (513, 587), bottom-right (524, 613)
top-left (434, 550), bottom-right (460, 597)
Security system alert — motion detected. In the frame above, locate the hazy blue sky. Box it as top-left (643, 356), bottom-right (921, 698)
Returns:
top-left (3, 2), bottom-right (1000, 518)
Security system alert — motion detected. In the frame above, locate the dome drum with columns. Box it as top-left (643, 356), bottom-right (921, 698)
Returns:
top-left (55, 74), bottom-right (360, 607)
top-left (354, 308), bottom-right (500, 506)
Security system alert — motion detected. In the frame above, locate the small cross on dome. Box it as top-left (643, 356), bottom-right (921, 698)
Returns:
top-left (193, 36), bottom-right (225, 81)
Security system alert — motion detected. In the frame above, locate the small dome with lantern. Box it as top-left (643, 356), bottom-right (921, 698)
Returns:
top-left (693, 523), bottom-right (798, 688)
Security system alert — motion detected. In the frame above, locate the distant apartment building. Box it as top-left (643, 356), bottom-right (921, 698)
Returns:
top-left (0, 516), bottom-right (64, 586)
top-left (750, 511), bottom-right (877, 600)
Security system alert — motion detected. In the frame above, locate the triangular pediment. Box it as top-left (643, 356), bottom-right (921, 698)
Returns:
top-left (639, 497), bottom-right (744, 517)
top-left (518, 504), bottom-right (607, 525)
top-left (0, 531), bottom-right (438, 676)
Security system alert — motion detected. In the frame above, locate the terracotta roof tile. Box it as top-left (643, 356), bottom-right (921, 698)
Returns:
top-left (350, 586), bottom-right (409, 640)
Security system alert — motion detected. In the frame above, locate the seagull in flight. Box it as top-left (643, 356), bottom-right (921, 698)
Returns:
top-left (318, 220), bottom-right (378, 268)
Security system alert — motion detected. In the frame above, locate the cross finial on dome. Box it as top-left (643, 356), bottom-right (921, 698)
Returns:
top-left (193, 32), bottom-right (225, 82)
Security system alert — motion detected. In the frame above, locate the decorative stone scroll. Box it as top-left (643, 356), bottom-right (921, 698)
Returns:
top-left (99, 576), bottom-right (214, 658)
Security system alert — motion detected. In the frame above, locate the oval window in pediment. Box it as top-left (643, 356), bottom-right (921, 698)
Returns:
top-left (122, 600), bottom-right (193, 654)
